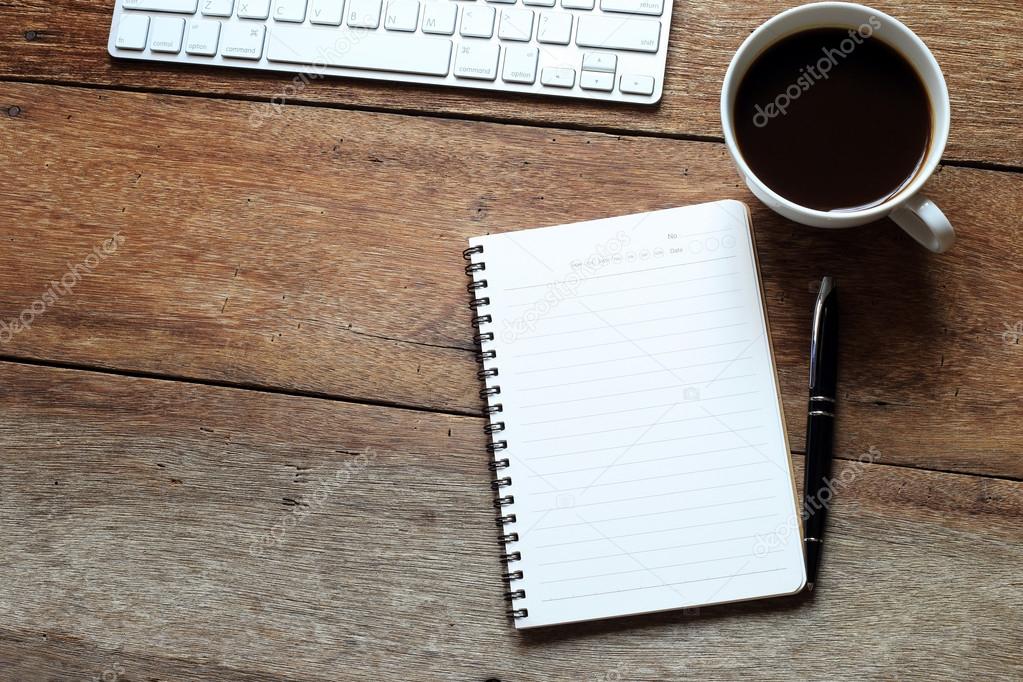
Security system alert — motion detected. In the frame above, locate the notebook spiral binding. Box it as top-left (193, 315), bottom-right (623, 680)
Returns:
top-left (463, 244), bottom-right (527, 621)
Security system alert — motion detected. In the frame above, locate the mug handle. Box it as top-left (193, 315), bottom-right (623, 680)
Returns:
top-left (890, 195), bottom-right (955, 253)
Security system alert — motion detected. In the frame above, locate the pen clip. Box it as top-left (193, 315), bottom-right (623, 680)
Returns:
top-left (809, 277), bottom-right (834, 391)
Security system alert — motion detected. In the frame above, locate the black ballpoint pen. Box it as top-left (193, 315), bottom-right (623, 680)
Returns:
top-left (804, 276), bottom-right (838, 591)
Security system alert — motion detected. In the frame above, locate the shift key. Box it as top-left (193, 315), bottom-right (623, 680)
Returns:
top-left (576, 15), bottom-right (660, 52)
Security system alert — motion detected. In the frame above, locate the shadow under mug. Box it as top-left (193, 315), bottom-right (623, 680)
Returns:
top-left (720, 1), bottom-right (955, 253)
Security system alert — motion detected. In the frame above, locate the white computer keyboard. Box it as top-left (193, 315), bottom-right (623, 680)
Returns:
top-left (107, 0), bottom-right (673, 103)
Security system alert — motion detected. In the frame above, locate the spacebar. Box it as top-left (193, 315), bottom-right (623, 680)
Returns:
top-left (267, 27), bottom-right (452, 76)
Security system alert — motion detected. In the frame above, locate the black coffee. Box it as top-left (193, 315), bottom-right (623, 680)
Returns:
top-left (733, 27), bottom-right (931, 212)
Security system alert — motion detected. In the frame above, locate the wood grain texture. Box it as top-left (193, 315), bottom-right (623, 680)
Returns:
top-left (0, 0), bottom-right (1021, 166)
top-left (1, 82), bottom-right (1021, 479)
top-left (0, 362), bottom-right (1021, 681)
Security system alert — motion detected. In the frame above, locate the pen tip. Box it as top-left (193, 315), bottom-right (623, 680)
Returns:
top-left (806, 582), bottom-right (815, 592)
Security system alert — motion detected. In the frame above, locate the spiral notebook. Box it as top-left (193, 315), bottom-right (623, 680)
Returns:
top-left (463, 200), bottom-right (806, 629)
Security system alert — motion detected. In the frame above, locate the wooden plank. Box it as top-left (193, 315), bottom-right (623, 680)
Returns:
top-left (0, 362), bottom-right (1020, 680)
top-left (0, 0), bottom-right (1021, 167)
top-left (2, 82), bottom-right (1022, 478)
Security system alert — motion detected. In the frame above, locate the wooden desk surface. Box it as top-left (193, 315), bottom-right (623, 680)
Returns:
top-left (0, 1), bottom-right (1020, 680)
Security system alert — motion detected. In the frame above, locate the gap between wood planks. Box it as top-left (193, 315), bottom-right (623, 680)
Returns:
top-left (2, 74), bottom-right (1022, 175)
top-left (2, 354), bottom-right (1019, 483)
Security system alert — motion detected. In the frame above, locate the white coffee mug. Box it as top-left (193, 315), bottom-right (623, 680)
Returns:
top-left (720, 2), bottom-right (954, 253)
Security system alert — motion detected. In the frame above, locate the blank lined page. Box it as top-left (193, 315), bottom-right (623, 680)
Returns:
top-left (467, 201), bottom-right (806, 629)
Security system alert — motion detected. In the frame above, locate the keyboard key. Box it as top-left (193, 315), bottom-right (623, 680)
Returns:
top-left (347, 0), bottom-right (382, 27)
top-left (600, 0), bottom-right (662, 14)
top-left (185, 19), bottom-right (221, 54)
top-left (540, 66), bottom-right (574, 87)
top-left (115, 14), bottom-right (150, 50)
top-left (200, 0), bottom-right (233, 16)
top-left (221, 22), bottom-right (266, 58)
top-left (562, 0), bottom-right (593, 9)
top-left (498, 8), bottom-right (533, 41)
top-left (619, 73), bottom-right (654, 95)
top-left (536, 12), bottom-right (571, 44)
top-left (576, 15), bottom-right (659, 52)
top-left (580, 70), bottom-right (613, 90)
top-left (149, 17), bottom-right (185, 52)
top-left (237, 0), bottom-right (271, 18)
top-left (309, 0), bottom-right (344, 24)
top-left (268, 25), bottom-right (452, 75)
top-left (122, 0), bottom-right (198, 12)
top-left (422, 2), bottom-right (457, 34)
top-left (384, 1), bottom-right (417, 27)
top-left (502, 45), bottom-right (538, 83)
top-left (385, 0), bottom-right (420, 30)
top-left (454, 42), bottom-right (500, 80)
top-left (487, 0), bottom-right (516, 4)
top-left (460, 5), bottom-right (495, 38)
top-left (581, 52), bottom-right (615, 72)
top-left (523, 0), bottom-right (555, 6)
top-left (274, 0), bottom-right (308, 21)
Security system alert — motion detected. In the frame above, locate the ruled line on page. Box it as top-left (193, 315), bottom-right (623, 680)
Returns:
top-left (501, 271), bottom-right (741, 308)
top-left (542, 550), bottom-right (785, 584)
top-left (539, 534), bottom-right (763, 566)
top-left (510, 323), bottom-right (748, 359)
top-left (525, 443), bottom-right (771, 476)
top-left (529, 464), bottom-right (770, 495)
top-left (503, 255), bottom-right (737, 292)
top-left (519, 357), bottom-right (753, 392)
top-left (515, 339), bottom-right (757, 376)
top-left (521, 306), bottom-right (747, 340)
top-left (520, 408), bottom-right (761, 443)
top-left (535, 289), bottom-right (742, 321)
top-left (532, 496), bottom-right (776, 531)
top-left (520, 386), bottom-right (759, 412)
top-left (541, 568), bottom-right (788, 602)
top-left (530, 474), bottom-right (771, 511)
top-left (519, 401), bottom-right (701, 426)
top-left (519, 396), bottom-right (754, 426)
top-left (524, 423), bottom-right (764, 460)
top-left (534, 514), bottom-right (776, 549)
